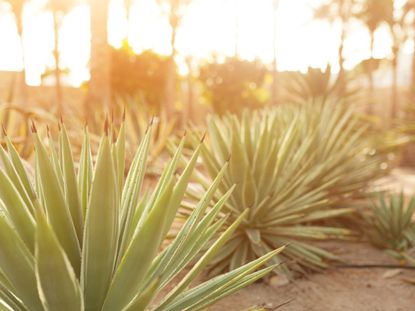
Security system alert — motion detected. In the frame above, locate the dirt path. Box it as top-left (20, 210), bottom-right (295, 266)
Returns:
top-left (212, 242), bottom-right (415, 311)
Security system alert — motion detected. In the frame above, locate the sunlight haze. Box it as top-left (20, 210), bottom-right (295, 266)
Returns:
top-left (0, 0), bottom-right (408, 85)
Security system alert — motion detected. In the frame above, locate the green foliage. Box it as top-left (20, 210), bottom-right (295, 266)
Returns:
top-left (78, 97), bottom-right (178, 170)
top-left (357, 0), bottom-right (393, 32)
top-left (282, 66), bottom-right (357, 103)
top-left (118, 97), bottom-right (177, 168)
top-left (0, 121), bottom-right (281, 310)
top-left (364, 192), bottom-right (415, 252)
top-left (185, 101), bottom-right (387, 274)
top-left (2, 0), bottom-right (26, 20)
top-left (0, 104), bottom-right (56, 159)
top-left (313, 0), bottom-right (357, 23)
top-left (198, 57), bottom-right (269, 115)
top-left (111, 42), bottom-right (170, 112)
top-left (399, 100), bottom-right (415, 139)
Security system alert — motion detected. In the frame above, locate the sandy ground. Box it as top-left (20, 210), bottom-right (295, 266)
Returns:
top-left (211, 168), bottom-right (415, 311)
top-left (372, 167), bottom-right (415, 195)
top-left (212, 241), bottom-right (415, 311)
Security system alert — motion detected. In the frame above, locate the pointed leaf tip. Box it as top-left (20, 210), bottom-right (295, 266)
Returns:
top-left (145, 117), bottom-right (154, 134)
top-left (30, 120), bottom-right (37, 133)
top-left (200, 131), bottom-right (207, 143)
top-left (104, 117), bottom-right (109, 136)
top-left (112, 128), bottom-right (117, 143)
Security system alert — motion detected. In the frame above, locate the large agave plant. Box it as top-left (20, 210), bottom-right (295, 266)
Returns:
top-left (282, 66), bottom-right (358, 104)
top-left (185, 101), bottom-right (386, 274)
top-left (0, 121), bottom-right (281, 311)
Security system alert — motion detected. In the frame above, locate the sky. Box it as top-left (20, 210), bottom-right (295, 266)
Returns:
top-left (0, 0), bottom-right (411, 86)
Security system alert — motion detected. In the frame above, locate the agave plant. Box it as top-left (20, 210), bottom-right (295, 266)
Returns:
top-left (75, 97), bottom-right (177, 172)
top-left (0, 104), bottom-right (56, 159)
top-left (282, 66), bottom-right (358, 104)
top-left (364, 192), bottom-right (415, 252)
top-left (121, 97), bottom-right (177, 170)
top-left (0, 120), bottom-right (281, 311)
top-left (185, 101), bottom-right (387, 274)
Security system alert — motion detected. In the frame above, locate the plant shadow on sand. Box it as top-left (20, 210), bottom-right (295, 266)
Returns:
top-left (212, 241), bottom-right (415, 311)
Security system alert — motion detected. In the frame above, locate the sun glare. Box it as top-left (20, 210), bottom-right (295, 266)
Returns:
top-left (0, 0), bottom-right (402, 86)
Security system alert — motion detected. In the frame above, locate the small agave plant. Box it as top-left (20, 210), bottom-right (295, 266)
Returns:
top-left (0, 120), bottom-right (281, 311)
top-left (365, 192), bottom-right (415, 252)
top-left (185, 101), bottom-right (386, 274)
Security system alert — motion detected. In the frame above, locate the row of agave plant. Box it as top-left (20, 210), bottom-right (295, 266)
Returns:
top-left (181, 100), bottom-right (389, 275)
top-left (0, 98), bottom-right (177, 168)
top-left (0, 99), bottom-right (394, 310)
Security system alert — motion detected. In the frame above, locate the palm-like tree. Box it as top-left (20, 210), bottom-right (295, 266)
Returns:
top-left (184, 55), bottom-right (194, 122)
top-left (157, 0), bottom-right (191, 116)
top-left (386, 0), bottom-right (405, 121)
top-left (124, 0), bottom-right (132, 39)
top-left (47, 0), bottom-right (76, 115)
top-left (314, 0), bottom-right (357, 94)
top-left (272, 0), bottom-right (279, 105)
top-left (3, 0), bottom-right (27, 104)
top-left (357, 0), bottom-right (393, 114)
top-left (402, 0), bottom-right (415, 94)
top-left (234, 0), bottom-right (239, 57)
top-left (84, 0), bottom-right (111, 122)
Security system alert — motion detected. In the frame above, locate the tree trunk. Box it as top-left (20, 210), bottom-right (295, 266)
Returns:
top-left (124, 0), bottom-right (132, 40)
top-left (411, 16), bottom-right (415, 94)
top-left (165, 25), bottom-right (177, 117)
top-left (85, 0), bottom-right (111, 123)
top-left (271, 0), bottom-right (278, 105)
top-left (185, 57), bottom-right (194, 123)
top-left (52, 11), bottom-right (63, 116)
top-left (367, 32), bottom-right (375, 115)
top-left (234, 0), bottom-right (239, 57)
top-left (337, 23), bottom-right (346, 96)
top-left (337, 26), bottom-right (346, 96)
top-left (391, 45), bottom-right (398, 122)
top-left (14, 10), bottom-right (27, 106)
